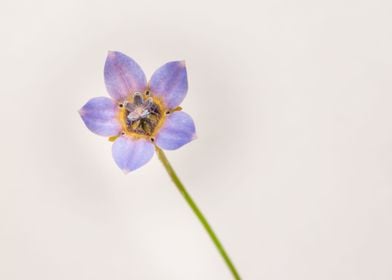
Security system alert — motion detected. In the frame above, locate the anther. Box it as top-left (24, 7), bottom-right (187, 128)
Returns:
top-left (125, 101), bottom-right (136, 112)
top-left (145, 90), bottom-right (150, 96)
top-left (133, 92), bottom-right (143, 105)
top-left (166, 111), bottom-right (170, 115)
top-left (150, 137), bottom-right (155, 142)
top-left (144, 97), bottom-right (154, 109)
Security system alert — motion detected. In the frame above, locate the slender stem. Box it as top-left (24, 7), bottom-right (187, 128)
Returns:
top-left (156, 147), bottom-right (241, 280)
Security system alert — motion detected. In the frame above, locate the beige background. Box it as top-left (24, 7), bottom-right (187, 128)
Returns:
top-left (1, 0), bottom-right (392, 279)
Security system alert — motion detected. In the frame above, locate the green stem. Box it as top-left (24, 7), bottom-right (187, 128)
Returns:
top-left (156, 147), bottom-right (241, 280)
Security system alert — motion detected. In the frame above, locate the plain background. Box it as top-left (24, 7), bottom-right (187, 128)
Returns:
top-left (1, 0), bottom-right (392, 279)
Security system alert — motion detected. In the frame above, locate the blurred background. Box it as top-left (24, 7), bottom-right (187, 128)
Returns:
top-left (1, 0), bottom-right (392, 279)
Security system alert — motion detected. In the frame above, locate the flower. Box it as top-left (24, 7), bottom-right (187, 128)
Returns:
top-left (79, 51), bottom-right (196, 173)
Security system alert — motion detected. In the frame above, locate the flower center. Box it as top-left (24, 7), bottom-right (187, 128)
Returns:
top-left (121, 92), bottom-right (163, 137)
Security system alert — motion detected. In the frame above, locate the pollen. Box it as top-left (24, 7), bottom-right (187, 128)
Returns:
top-left (119, 92), bottom-right (164, 137)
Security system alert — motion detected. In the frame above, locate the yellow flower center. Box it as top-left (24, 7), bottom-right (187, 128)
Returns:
top-left (118, 91), bottom-right (166, 140)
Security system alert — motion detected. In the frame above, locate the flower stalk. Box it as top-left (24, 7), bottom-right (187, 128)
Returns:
top-left (156, 147), bottom-right (241, 280)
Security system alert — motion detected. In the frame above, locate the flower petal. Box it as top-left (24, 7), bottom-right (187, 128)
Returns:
top-left (149, 61), bottom-right (188, 109)
top-left (104, 51), bottom-right (147, 101)
top-left (79, 97), bottom-right (121, 137)
top-left (112, 136), bottom-right (155, 173)
top-left (155, 111), bottom-right (196, 150)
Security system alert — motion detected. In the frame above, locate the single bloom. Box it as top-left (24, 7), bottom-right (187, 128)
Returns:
top-left (79, 51), bottom-right (196, 173)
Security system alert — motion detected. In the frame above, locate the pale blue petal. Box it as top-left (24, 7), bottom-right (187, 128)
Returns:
top-left (104, 51), bottom-right (147, 101)
top-left (112, 136), bottom-right (155, 173)
top-left (79, 97), bottom-right (121, 137)
top-left (155, 111), bottom-right (196, 150)
top-left (149, 61), bottom-right (188, 109)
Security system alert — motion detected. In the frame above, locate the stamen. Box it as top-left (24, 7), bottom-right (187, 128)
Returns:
top-left (144, 97), bottom-right (154, 109)
top-left (125, 101), bottom-right (135, 112)
top-left (133, 92), bottom-right (143, 105)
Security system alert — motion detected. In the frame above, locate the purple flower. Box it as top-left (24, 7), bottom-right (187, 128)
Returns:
top-left (79, 51), bottom-right (196, 173)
